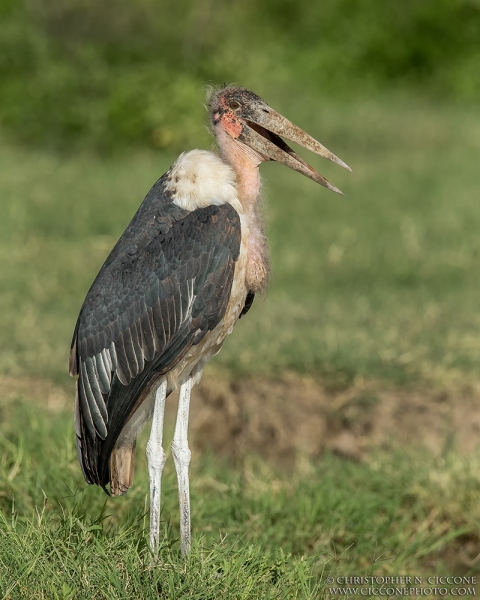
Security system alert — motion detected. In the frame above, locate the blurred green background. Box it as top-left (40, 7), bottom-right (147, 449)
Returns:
top-left (0, 0), bottom-right (479, 151)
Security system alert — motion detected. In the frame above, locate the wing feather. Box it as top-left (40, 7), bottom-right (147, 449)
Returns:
top-left (131, 322), bottom-right (145, 372)
top-left (80, 360), bottom-right (107, 439)
top-left (146, 305), bottom-right (160, 354)
top-left (122, 328), bottom-right (138, 379)
top-left (95, 352), bottom-right (111, 394)
top-left (101, 347), bottom-right (112, 375)
top-left (78, 375), bottom-right (95, 438)
top-left (113, 333), bottom-right (131, 385)
top-left (108, 342), bottom-right (118, 372)
top-left (85, 357), bottom-right (108, 423)
top-left (152, 299), bottom-right (167, 350)
top-left (139, 298), bottom-right (156, 361)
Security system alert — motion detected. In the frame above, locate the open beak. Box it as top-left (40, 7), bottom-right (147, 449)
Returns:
top-left (238, 103), bottom-right (351, 195)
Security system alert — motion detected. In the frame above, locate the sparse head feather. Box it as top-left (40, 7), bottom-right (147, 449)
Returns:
top-left (208, 86), bottom-right (264, 129)
top-left (204, 82), bottom-right (224, 107)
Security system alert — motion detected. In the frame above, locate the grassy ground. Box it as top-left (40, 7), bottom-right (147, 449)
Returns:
top-left (1, 396), bottom-right (479, 599)
top-left (1, 96), bottom-right (480, 597)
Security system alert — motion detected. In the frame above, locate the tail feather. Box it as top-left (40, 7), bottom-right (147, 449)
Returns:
top-left (109, 440), bottom-right (136, 496)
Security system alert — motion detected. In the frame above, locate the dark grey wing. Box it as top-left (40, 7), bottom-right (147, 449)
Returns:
top-left (70, 202), bottom-right (242, 489)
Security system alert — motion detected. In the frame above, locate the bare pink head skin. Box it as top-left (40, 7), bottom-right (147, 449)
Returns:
top-left (209, 86), bottom-right (351, 212)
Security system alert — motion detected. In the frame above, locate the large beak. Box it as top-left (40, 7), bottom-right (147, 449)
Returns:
top-left (238, 104), bottom-right (351, 195)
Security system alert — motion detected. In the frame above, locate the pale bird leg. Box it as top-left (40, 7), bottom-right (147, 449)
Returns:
top-left (146, 379), bottom-right (167, 557)
top-left (172, 377), bottom-right (193, 556)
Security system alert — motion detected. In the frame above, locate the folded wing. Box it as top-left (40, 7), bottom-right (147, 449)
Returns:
top-left (70, 199), bottom-right (241, 489)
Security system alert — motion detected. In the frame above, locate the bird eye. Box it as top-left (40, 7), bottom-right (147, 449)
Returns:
top-left (228, 100), bottom-right (241, 110)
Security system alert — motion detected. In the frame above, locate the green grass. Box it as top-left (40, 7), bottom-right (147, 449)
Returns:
top-left (0, 397), bottom-right (479, 599)
top-left (1, 96), bottom-right (480, 387)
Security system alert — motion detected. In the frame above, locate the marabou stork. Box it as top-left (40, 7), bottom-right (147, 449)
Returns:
top-left (69, 86), bottom-right (350, 556)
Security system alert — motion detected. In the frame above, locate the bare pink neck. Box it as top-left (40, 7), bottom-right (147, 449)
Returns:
top-left (216, 128), bottom-right (262, 213)
top-left (215, 127), bottom-right (270, 294)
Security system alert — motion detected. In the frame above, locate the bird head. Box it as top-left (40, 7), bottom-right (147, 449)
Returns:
top-left (209, 86), bottom-right (351, 195)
